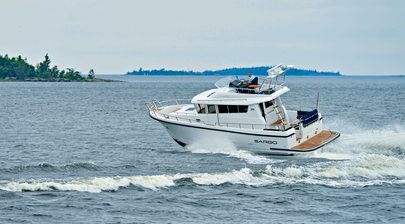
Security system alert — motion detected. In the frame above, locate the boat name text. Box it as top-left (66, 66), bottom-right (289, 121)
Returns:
top-left (254, 140), bottom-right (277, 144)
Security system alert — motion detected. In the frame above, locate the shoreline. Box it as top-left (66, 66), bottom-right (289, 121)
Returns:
top-left (0, 77), bottom-right (121, 82)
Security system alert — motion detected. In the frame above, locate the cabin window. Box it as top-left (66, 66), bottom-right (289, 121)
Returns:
top-left (217, 105), bottom-right (248, 113)
top-left (228, 105), bottom-right (238, 113)
top-left (265, 100), bottom-right (274, 108)
top-left (238, 105), bottom-right (248, 113)
top-left (218, 105), bottom-right (228, 113)
top-left (207, 105), bottom-right (216, 114)
top-left (195, 104), bottom-right (206, 113)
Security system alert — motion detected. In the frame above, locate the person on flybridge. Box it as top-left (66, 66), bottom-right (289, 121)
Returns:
top-left (242, 72), bottom-right (258, 86)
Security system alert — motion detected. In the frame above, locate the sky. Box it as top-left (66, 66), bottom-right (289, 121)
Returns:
top-left (1, 0), bottom-right (404, 75)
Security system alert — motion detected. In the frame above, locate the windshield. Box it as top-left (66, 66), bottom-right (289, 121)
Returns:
top-left (214, 76), bottom-right (239, 88)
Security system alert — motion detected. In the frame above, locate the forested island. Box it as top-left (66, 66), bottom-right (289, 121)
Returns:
top-left (127, 66), bottom-right (342, 76)
top-left (0, 54), bottom-right (112, 82)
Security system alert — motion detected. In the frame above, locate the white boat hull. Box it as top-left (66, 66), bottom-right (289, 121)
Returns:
top-left (150, 112), bottom-right (338, 155)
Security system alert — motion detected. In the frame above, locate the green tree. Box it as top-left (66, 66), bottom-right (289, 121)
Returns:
top-left (0, 54), bottom-right (35, 80)
top-left (0, 53), bottom-right (98, 81)
top-left (36, 54), bottom-right (51, 76)
top-left (64, 68), bottom-right (84, 81)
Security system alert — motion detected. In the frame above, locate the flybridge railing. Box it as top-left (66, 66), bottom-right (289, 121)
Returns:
top-left (216, 76), bottom-right (285, 95)
top-left (215, 64), bottom-right (292, 93)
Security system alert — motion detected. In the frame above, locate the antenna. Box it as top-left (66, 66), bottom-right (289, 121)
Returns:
top-left (316, 92), bottom-right (320, 109)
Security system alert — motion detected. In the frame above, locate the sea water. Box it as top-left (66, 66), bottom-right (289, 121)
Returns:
top-left (0, 75), bottom-right (404, 223)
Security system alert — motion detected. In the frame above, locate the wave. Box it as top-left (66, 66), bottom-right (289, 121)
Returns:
top-left (2, 153), bottom-right (404, 193)
top-left (264, 153), bottom-right (405, 187)
top-left (2, 162), bottom-right (100, 173)
top-left (0, 174), bottom-right (178, 193)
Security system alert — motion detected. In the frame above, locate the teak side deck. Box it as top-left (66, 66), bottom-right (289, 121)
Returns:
top-left (292, 130), bottom-right (338, 151)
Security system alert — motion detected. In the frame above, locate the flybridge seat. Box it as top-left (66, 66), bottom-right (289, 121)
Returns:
top-left (228, 77), bottom-right (261, 94)
top-left (228, 77), bottom-right (258, 88)
top-left (297, 109), bottom-right (319, 127)
top-left (250, 77), bottom-right (259, 85)
top-left (229, 79), bottom-right (252, 93)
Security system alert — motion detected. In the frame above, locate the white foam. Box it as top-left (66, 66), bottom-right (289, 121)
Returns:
top-left (263, 153), bottom-right (405, 187)
top-left (307, 122), bottom-right (405, 161)
top-left (190, 167), bottom-right (260, 186)
top-left (306, 150), bottom-right (354, 160)
top-left (1, 156), bottom-right (405, 193)
top-left (0, 168), bottom-right (266, 193)
top-left (186, 140), bottom-right (280, 165)
top-left (0, 175), bottom-right (178, 193)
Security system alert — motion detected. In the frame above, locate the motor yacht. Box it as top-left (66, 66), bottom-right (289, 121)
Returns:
top-left (147, 64), bottom-right (340, 155)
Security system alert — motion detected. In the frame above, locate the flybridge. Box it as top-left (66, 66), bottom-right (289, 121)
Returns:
top-left (214, 64), bottom-right (293, 97)
top-left (214, 64), bottom-right (293, 90)
top-left (190, 87), bottom-right (290, 105)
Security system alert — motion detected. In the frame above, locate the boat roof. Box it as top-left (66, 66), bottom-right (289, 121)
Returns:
top-left (191, 86), bottom-right (290, 105)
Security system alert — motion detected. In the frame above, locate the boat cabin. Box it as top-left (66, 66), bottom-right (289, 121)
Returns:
top-left (190, 86), bottom-right (292, 130)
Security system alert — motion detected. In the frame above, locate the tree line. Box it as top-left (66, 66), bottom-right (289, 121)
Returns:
top-left (127, 66), bottom-right (341, 76)
top-left (0, 54), bottom-right (95, 81)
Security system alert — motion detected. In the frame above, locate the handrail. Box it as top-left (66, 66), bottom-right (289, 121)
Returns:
top-left (157, 99), bottom-right (191, 106)
top-left (217, 76), bottom-right (285, 95)
top-left (153, 111), bottom-right (285, 131)
top-left (286, 105), bottom-right (317, 112)
top-left (146, 98), bottom-right (190, 110)
top-left (147, 99), bottom-right (290, 131)
top-left (230, 83), bottom-right (284, 95)
top-left (214, 122), bottom-right (276, 130)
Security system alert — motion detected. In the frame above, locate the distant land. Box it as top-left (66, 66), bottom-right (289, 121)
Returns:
top-left (127, 66), bottom-right (342, 76)
top-left (0, 54), bottom-right (115, 82)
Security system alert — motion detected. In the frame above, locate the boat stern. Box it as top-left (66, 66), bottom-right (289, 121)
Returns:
top-left (291, 130), bottom-right (340, 152)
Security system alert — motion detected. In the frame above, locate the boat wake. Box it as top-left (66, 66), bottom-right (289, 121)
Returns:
top-left (1, 124), bottom-right (403, 193)
top-left (1, 152), bottom-right (404, 193)
top-left (185, 139), bottom-right (281, 164)
top-left (308, 123), bottom-right (405, 160)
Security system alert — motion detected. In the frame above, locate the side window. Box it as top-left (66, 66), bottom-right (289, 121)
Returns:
top-left (195, 104), bottom-right (206, 113)
top-left (207, 105), bottom-right (216, 114)
top-left (238, 105), bottom-right (248, 113)
top-left (265, 101), bottom-right (274, 108)
top-left (218, 105), bottom-right (248, 113)
top-left (218, 105), bottom-right (228, 113)
top-left (228, 105), bottom-right (238, 113)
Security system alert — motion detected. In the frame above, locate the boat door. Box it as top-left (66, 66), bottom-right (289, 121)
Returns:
top-left (263, 100), bottom-right (279, 125)
top-left (206, 104), bottom-right (219, 125)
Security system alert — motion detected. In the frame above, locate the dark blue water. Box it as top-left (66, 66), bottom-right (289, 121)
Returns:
top-left (1, 76), bottom-right (404, 223)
